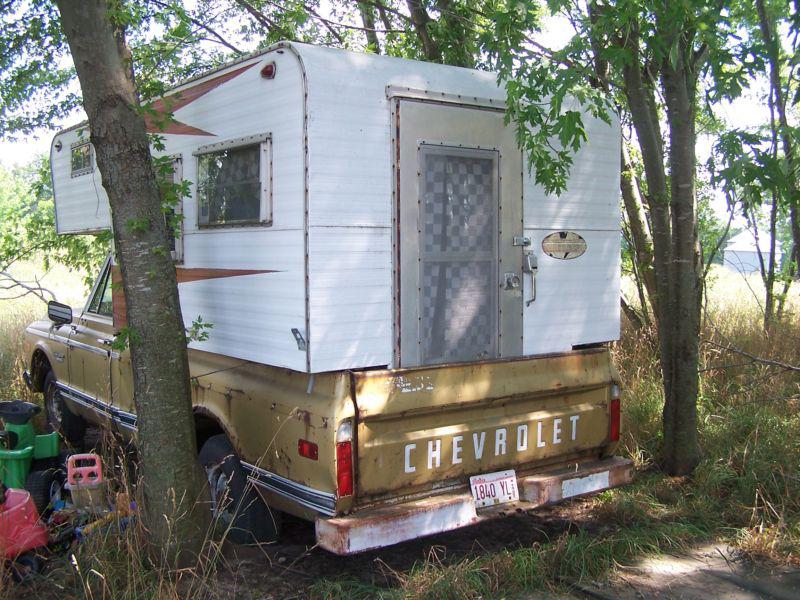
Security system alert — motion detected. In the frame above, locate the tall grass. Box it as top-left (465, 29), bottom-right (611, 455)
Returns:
top-left (1, 261), bottom-right (798, 597)
top-left (311, 266), bottom-right (800, 598)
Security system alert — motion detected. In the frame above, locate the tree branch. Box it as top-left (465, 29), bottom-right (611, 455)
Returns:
top-left (0, 272), bottom-right (56, 303)
top-left (703, 339), bottom-right (800, 373)
top-left (150, 0), bottom-right (243, 54)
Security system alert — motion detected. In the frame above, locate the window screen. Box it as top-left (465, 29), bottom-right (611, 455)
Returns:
top-left (197, 143), bottom-right (266, 227)
top-left (71, 141), bottom-right (93, 177)
top-left (418, 146), bottom-right (499, 365)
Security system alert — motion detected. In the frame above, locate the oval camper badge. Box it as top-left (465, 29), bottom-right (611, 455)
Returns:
top-left (541, 231), bottom-right (587, 260)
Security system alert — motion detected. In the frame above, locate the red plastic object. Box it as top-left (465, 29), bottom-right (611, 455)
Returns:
top-left (67, 453), bottom-right (103, 487)
top-left (0, 488), bottom-right (49, 559)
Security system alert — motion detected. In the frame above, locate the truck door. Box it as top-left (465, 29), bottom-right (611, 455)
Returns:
top-left (395, 99), bottom-right (524, 368)
top-left (67, 259), bottom-right (113, 423)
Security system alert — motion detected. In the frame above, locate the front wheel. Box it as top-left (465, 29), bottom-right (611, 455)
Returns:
top-left (198, 434), bottom-right (281, 545)
top-left (43, 370), bottom-right (86, 446)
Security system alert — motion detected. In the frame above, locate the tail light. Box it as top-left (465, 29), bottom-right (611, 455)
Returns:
top-left (298, 439), bottom-right (318, 460)
top-left (609, 384), bottom-right (621, 442)
top-left (336, 420), bottom-right (354, 497)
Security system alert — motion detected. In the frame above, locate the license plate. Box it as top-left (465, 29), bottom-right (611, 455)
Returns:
top-left (562, 470), bottom-right (610, 499)
top-left (470, 469), bottom-right (519, 508)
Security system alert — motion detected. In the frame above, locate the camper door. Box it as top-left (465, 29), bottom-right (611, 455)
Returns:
top-left (395, 99), bottom-right (524, 368)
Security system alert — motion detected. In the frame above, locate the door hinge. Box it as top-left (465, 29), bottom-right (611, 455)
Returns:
top-left (513, 236), bottom-right (531, 247)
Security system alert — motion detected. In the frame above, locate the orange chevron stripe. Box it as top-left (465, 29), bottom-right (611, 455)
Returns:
top-left (144, 62), bottom-right (259, 136)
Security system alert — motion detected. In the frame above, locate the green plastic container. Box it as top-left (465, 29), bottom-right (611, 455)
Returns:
top-left (33, 431), bottom-right (59, 459)
top-left (0, 446), bottom-right (34, 489)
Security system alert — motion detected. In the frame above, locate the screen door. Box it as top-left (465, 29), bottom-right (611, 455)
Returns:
top-left (419, 145), bottom-right (498, 364)
top-left (396, 99), bottom-right (523, 368)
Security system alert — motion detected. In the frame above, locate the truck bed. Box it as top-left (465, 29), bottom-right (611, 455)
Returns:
top-left (350, 348), bottom-right (620, 504)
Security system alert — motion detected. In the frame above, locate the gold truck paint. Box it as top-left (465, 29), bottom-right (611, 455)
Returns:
top-left (24, 307), bottom-right (627, 542)
top-left (351, 349), bottom-right (619, 501)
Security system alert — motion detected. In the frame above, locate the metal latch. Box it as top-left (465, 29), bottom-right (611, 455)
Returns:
top-left (513, 236), bottom-right (531, 247)
top-left (291, 328), bottom-right (307, 351)
top-left (503, 272), bottom-right (521, 290)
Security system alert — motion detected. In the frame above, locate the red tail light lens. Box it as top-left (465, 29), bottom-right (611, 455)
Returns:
top-left (336, 441), bottom-right (353, 497)
top-left (609, 398), bottom-right (621, 442)
top-left (298, 439), bottom-right (318, 460)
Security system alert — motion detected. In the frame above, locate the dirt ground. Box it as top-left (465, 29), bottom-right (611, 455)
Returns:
top-left (213, 510), bottom-right (800, 600)
top-left (218, 506), bottom-right (577, 598)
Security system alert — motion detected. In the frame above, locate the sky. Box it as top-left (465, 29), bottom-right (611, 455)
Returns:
top-left (0, 10), bottom-right (774, 228)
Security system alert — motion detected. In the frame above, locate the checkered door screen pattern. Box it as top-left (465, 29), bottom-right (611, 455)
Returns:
top-left (419, 147), bottom-right (499, 365)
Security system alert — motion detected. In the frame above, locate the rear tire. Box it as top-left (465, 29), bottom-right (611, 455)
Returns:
top-left (198, 434), bottom-right (281, 545)
top-left (43, 370), bottom-right (86, 446)
top-left (25, 469), bottom-right (63, 516)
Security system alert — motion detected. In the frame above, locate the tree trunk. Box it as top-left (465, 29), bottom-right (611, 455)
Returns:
top-left (406, 0), bottom-right (441, 61)
top-left (756, 0), bottom-right (800, 273)
top-left (356, 1), bottom-right (381, 52)
top-left (621, 145), bottom-right (658, 320)
top-left (620, 30), bottom-right (674, 396)
top-left (56, 0), bottom-right (209, 567)
top-left (659, 49), bottom-right (701, 475)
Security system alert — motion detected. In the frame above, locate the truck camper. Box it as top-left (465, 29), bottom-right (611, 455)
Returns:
top-left (23, 42), bottom-right (631, 554)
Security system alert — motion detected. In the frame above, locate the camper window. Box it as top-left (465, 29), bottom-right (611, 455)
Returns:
top-left (196, 137), bottom-right (270, 227)
top-left (70, 141), bottom-right (93, 178)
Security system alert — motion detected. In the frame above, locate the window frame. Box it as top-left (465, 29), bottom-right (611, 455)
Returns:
top-left (193, 133), bottom-right (272, 229)
top-left (86, 259), bottom-right (113, 318)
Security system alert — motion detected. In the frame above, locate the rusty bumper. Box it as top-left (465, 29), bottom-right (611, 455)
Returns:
top-left (316, 456), bottom-right (633, 555)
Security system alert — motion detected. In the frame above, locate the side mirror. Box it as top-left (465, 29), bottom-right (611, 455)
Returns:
top-left (47, 301), bottom-right (73, 326)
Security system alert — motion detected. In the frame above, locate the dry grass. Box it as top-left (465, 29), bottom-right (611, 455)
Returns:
top-left (1, 259), bottom-right (799, 597)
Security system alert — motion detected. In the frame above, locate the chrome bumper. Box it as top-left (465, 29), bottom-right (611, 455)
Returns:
top-left (316, 456), bottom-right (633, 555)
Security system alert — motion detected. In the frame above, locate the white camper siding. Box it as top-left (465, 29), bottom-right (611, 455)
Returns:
top-left (51, 51), bottom-right (310, 371)
top-left (51, 128), bottom-right (112, 234)
top-left (173, 51), bottom-right (308, 370)
top-left (522, 114), bottom-right (621, 355)
top-left (522, 230), bottom-right (620, 355)
top-left (307, 228), bottom-right (392, 371)
top-left (52, 42), bottom-right (622, 374)
top-left (523, 114), bottom-right (621, 231)
top-left (300, 45), bottom-right (507, 372)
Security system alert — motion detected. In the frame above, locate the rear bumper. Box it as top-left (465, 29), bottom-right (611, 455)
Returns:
top-left (316, 456), bottom-right (633, 555)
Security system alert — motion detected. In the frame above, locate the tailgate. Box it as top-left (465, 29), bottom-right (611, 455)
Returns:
top-left (352, 349), bottom-right (617, 500)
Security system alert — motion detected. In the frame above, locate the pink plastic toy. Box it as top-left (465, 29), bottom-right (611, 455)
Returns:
top-left (66, 453), bottom-right (103, 487)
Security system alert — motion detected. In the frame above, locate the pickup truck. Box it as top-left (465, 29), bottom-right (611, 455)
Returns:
top-left (22, 257), bottom-right (631, 554)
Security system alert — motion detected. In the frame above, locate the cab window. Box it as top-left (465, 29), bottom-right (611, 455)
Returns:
top-left (87, 266), bottom-right (113, 317)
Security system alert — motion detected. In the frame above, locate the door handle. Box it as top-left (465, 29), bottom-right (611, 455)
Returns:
top-left (524, 252), bottom-right (538, 307)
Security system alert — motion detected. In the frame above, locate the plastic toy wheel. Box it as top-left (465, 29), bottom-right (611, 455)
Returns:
top-left (10, 553), bottom-right (42, 582)
top-left (198, 434), bottom-right (281, 545)
top-left (43, 370), bottom-right (86, 446)
top-left (25, 469), bottom-right (63, 516)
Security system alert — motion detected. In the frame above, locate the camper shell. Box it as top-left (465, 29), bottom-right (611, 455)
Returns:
top-left (26, 42), bottom-right (631, 554)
